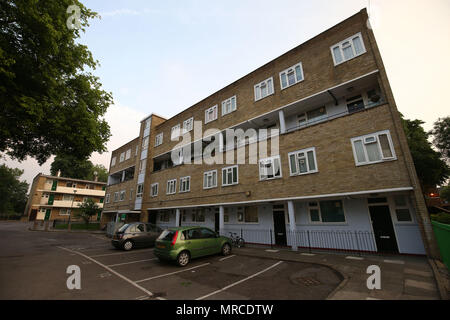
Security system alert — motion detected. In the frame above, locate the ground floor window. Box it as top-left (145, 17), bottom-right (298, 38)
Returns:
top-left (192, 209), bottom-right (205, 222)
top-left (393, 195), bottom-right (412, 222)
top-left (159, 211), bottom-right (170, 222)
top-left (308, 200), bottom-right (345, 223)
top-left (236, 206), bottom-right (258, 223)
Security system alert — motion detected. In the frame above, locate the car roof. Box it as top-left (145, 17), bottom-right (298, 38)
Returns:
top-left (166, 226), bottom-right (210, 231)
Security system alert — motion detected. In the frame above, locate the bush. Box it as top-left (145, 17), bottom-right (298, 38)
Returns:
top-left (430, 212), bottom-right (450, 224)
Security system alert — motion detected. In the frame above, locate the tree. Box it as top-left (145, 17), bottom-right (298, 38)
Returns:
top-left (75, 198), bottom-right (100, 227)
top-left (87, 164), bottom-right (108, 183)
top-left (0, 164), bottom-right (29, 215)
top-left (0, 0), bottom-right (112, 165)
top-left (429, 117), bottom-right (450, 161)
top-left (401, 116), bottom-right (450, 189)
top-left (50, 154), bottom-right (93, 180)
top-left (441, 186), bottom-right (450, 203)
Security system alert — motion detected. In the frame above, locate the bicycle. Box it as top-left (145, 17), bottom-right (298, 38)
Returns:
top-left (228, 232), bottom-right (245, 248)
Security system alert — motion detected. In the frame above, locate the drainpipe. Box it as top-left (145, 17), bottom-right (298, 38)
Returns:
top-left (287, 201), bottom-right (297, 251)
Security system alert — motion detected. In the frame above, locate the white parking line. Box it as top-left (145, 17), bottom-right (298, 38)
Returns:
top-left (57, 246), bottom-right (154, 298)
top-left (108, 258), bottom-right (157, 267)
top-left (301, 253), bottom-right (315, 256)
top-left (219, 255), bottom-right (236, 262)
top-left (346, 256), bottom-right (364, 260)
top-left (135, 263), bottom-right (211, 283)
top-left (383, 259), bottom-right (405, 265)
top-left (195, 261), bottom-right (283, 300)
top-left (90, 249), bottom-right (154, 258)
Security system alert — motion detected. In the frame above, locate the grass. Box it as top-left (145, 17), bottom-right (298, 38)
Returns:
top-left (430, 212), bottom-right (450, 225)
top-left (54, 223), bottom-right (101, 230)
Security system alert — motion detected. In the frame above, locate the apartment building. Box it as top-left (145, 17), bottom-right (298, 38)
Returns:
top-left (24, 173), bottom-right (106, 221)
top-left (103, 9), bottom-right (439, 257)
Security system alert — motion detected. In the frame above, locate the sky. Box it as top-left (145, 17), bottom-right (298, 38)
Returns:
top-left (3, 0), bottom-right (450, 188)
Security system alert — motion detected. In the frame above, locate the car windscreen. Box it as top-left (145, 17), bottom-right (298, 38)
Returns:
top-left (157, 230), bottom-right (176, 241)
top-left (118, 224), bottom-right (129, 233)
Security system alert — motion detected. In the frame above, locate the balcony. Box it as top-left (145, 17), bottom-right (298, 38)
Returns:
top-left (108, 166), bottom-right (135, 186)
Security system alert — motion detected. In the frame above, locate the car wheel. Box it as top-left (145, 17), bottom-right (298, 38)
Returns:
top-left (221, 243), bottom-right (232, 256)
top-left (123, 240), bottom-right (133, 251)
top-left (177, 251), bottom-right (190, 267)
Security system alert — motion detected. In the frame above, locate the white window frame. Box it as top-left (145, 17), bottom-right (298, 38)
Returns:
top-left (221, 96), bottom-right (237, 116)
top-left (183, 117), bottom-right (194, 133)
top-left (105, 193), bottom-right (110, 204)
top-left (136, 183), bottom-right (143, 199)
top-left (119, 190), bottom-right (126, 201)
top-left (203, 170), bottom-right (218, 189)
top-left (155, 133), bottom-right (163, 147)
top-left (308, 200), bottom-right (347, 224)
top-left (166, 179), bottom-right (177, 195)
top-left (119, 152), bottom-right (125, 163)
top-left (351, 130), bottom-right (396, 166)
top-left (279, 62), bottom-right (304, 90)
top-left (179, 176), bottom-right (191, 193)
top-left (111, 156), bottom-right (116, 167)
top-left (151, 183), bottom-right (158, 197)
top-left (288, 147), bottom-right (318, 176)
top-left (222, 165), bottom-right (239, 186)
top-left (391, 195), bottom-right (414, 224)
top-left (114, 192), bottom-right (119, 202)
top-left (254, 77), bottom-right (274, 101)
top-left (205, 105), bottom-right (218, 124)
top-left (259, 155), bottom-right (282, 181)
top-left (171, 124), bottom-right (181, 140)
top-left (125, 149), bottom-right (131, 160)
top-left (330, 32), bottom-right (366, 66)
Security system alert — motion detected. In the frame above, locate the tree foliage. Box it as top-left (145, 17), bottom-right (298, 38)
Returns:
top-left (440, 186), bottom-right (450, 203)
top-left (401, 116), bottom-right (450, 188)
top-left (75, 197), bottom-right (100, 225)
top-left (429, 116), bottom-right (450, 161)
top-left (0, 0), bottom-right (112, 165)
top-left (50, 154), bottom-right (108, 182)
top-left (0, 164), bottom-right (29, 215)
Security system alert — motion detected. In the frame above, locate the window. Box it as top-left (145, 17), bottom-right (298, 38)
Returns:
top-left (205, 105), bottom-right (218, 124)
top-left (192, 209), bottom-right (205, 222)
top-left (331, 32), bottom-right (366, 66)
top-left (125, 149), bottom-right (131, 160)
top-left (171, 124), bottom-right (181, 140)
top-left (159, 211), bottom-right (170, 222)
top-left (224, 208), bottom-right (229, 222)
top-left (222, 165), bottom-right (238, 186)
top-left (119, 152), bottom-right (125, 162)
top-left (63, 194), bottom-right (74, 201)
top-left (222, 96), bottom-right (237, 116)
top-left (155, 133), bottom-right (163, 147)
top-left (394, 195), bottom-right (412, 222)
top-left (119, 190), bottom-right (126, 201)
top-left (179, 176), bottom-right (190, 193)
top-left (346, 95), bottom-right (365, 114)
top-left (111, 157), bottom-right (116, 167)
top-left (288, 147), bottom-right (318, 176)
top-left (237, 207), bottom-right (244, 222)
top-left (114, 192), bottom-right (119, 202)
top-left (280, 62), bottom-right (304, 89)
top-left (351, 130), bottom-right (396, 166)
top-left (144, 118), bottom-right (151, 130)
top-left (151, 183), bottom-right (158, 197)
top-left (136, 183), bottom-right (143, 198)
top-left (239, 206), bottom-right (258, 223)
top-left (259, 156), bottom-right (282, 180)
top-left (142, 136), bottom-right (149, 150)
top-left (66, 182), bottom-right (76, 188)
top-left (203, 170), bottom-right (217, 189)
top-left (309, 200), bottom-right (346, 223)
top-left (297, 106), bottom-right (327, 127)
top-left (139, 159), bottom-right (147, 174)
top-left (183, 117), bottom-right (194, 133)
top-left (200, 228), bottom-right (216, 238)
top-left (254, 77), bottom-right (274, 101)
top-left (166, 179), bottom-right (177, 195)
top-left (59, 208), bottom-right (71, 216)
top-left (105, 194), bottom-right (110, 204)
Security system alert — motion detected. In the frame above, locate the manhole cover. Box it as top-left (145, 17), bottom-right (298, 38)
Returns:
top-left (293, 277), bottom-right (321, 287)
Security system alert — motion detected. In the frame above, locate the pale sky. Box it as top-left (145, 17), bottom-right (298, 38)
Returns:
top-left (3, 0), bottom-right (450, 188)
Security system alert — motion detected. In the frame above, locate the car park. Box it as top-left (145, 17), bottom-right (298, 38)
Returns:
top-left (154, 226), bottom-right (232, 266)
top-left (112, 222), bottom-right (162, 251)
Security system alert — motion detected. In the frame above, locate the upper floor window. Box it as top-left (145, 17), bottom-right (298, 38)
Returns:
top-left (142, 136), bottom-right (149, 150)
top-left (105, 193), bottom-right (110, 204)
top-left (288, 147), bottom-right (318, 176)
top-left (222, 165), bottom-right (238, 186)
top-left (119, 152), bottom-right (125, 162)
top-left (167, 179), bottom-right (177, 195)
top-left (254, 77), bottom-right (274, 101)
top-left (205, 105), bottom-right (218, 124)
top-left (280, 62), bottom-right (304, 89)
top-left (111, 157), bottom-right (116, 167)
top-left (114, 192), bottom-right (119, 202)
top-left (183, 117), bottom-right (194, 133)
top-left (139, 159), bottom-right (147, 174)
top-left (136, 183), bottom-right (143, 199)
top-left (222, 96), bottom-right (237, 116)
top-left (346, 95), bottom-right (365, 114)
top-left (151, 183), bottom-right (158, 197)
top-left (331, 32), bottom-right (366, 66)
top-left (119, 190), bottom-right (126, 201)
top-left (297, 106), bottom-right (327, 128)
top-left (144, 118), bottom-right (151, 130)
top-left (125, 149), bottom-right (131, 160)
top-left (155, 133), bottom-right (163, 147)
top-left (203, 170), bottom-right (217, 189)
top-left (171, 124), bottom-right (180, 140)
top-left (259, 155), bottom-right (282, 180)
top-left (351, 130), bottom-right (396, 166)
top-left (179, 176), bottom-right (190, 193)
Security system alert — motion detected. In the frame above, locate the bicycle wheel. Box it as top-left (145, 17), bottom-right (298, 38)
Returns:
top-left (237, 238), bottom-right (245, 248)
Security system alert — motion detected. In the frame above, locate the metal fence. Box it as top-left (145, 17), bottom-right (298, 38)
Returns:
top-left (220, 228), bottom-right (377, 255)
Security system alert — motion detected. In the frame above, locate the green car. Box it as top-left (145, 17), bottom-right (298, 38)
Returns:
top-left (154, 226), bottom-right (232, 266)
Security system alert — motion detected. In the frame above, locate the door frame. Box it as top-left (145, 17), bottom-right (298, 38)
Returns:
top-left (366, 197), bottom-right (400, 253)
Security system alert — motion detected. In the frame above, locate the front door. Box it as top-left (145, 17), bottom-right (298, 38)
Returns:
top-left (369, 205), bottom-right (398, 253)
top-left (214, 211), bottom-right (220, 233)
top-left (273, 208), bottom-right (287, 246)
top-left (148, 211), bottom-right (157, 224)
